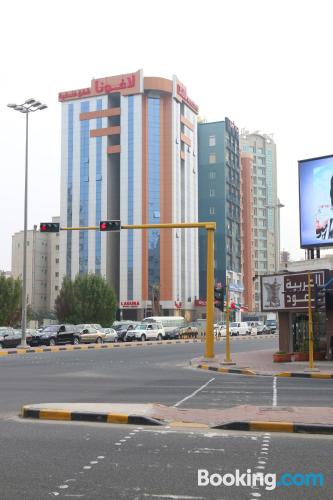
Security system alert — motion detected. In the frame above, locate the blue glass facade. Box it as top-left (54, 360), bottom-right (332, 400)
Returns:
top-left (148, 97), bottom-right (160, 293)
top-left (79, 101), bottom-right (90, 274)
top-left (127, 96), bottom-right (134, 299)
top-left (66, 104), bottom-right (74, 277)
top-left (95, 99), bottom-right (103, 275)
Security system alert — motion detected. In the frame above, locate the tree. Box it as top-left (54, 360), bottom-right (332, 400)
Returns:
top-left (0, 275), bottom-right (22, 326)
top-left (55, 274), bottom-right (117, 327)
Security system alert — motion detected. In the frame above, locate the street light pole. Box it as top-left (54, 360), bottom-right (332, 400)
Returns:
top-left (7, 99), bottom-right (47, 348)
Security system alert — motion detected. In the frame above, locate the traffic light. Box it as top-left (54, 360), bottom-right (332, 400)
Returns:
top-left (314, 284), bottom-right (326, 312)
top-left (99, 220), bottom-right (121, 232)
top-left (214, 285), bottom-right (224, 311)
top-left (40, 222), bottom-right (60, 233)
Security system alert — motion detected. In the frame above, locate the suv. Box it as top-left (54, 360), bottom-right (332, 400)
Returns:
top-left (38, 324), bottom-right (80, 346)
top-left (132, 323), bottom-right (165, 341)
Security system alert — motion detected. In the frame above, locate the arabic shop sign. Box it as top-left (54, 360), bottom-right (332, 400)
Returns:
top-left (261, 270), bottom-right (328, 311)
top-left (173, 76), bottom-right (199, 114)
top-left (58, 70), bottom-right (142, 102)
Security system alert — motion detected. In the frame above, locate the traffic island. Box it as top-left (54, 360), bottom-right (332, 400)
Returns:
top-left (20, 402), bottom-right (333, 435)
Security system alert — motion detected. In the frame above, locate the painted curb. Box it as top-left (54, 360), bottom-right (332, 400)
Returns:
top-left (0, 334), bottom-right (277, 358)
top-left (213, 420), bottom-right (333, 435)
top-left (193, 363), bottom-right (333, 379)
top-left (21, 406), bottom-right (164, 426)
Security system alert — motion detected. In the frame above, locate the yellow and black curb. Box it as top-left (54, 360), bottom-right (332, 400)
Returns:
top-left (194, 363), bottom-right (333, 379)
top-left (0, 334), bottom-right (276, 358)
top-left (213, 421), bottom-right (333, 435)
top-left (21, 406), bottom-right (164, 426)
top-left (195, 363), bottom-right (257, 376)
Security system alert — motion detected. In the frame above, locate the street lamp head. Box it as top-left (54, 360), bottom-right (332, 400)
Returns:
top-left (30, 101), bottom-right (41, 108)
top-left (24, 98), bottom-right (36, 105)
top-left (14, 105), bottom-right (25, 111)
top-left (7, 103), bottom-right (17, 108)
top-left (36, 104), bottom-right (47, 111)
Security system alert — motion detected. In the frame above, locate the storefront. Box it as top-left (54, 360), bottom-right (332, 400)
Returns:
top-left (261, 269), bottom-right (333, 360)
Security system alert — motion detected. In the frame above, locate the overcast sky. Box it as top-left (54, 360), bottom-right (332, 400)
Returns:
top-left (1, 0), bottom-right (332, 271)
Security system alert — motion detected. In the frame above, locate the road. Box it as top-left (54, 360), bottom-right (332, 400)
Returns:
top-left (0, 338), bottom-right (332, 499)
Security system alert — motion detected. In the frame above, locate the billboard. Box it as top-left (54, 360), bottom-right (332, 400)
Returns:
top-left (261, 271), bottom-right (328, 311)
top-left (299, 154), bottom-right (333, 248)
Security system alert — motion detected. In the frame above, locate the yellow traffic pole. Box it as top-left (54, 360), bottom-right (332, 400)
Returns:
top-left (308, 272), bottom-right (314, 369)
top-left (224, 274), bottom-right (232, 363)
top-left (205, 227), bottom-right (215, 359)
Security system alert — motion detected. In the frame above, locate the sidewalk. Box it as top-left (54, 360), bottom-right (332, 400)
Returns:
top-left (191, 348), bottom-right (333, 378)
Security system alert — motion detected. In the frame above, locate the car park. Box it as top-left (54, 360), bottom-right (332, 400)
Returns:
top-left (38, 324), bottom-right (80, 346)
top-left (132, 322), bottom-right (165, 341)
top-left (100, 328), bottom-right (117, 342)
top-left (76, 325), bottom-right (106, 344)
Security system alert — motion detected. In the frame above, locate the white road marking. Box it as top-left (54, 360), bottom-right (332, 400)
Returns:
top-left (173, 378), bottom-right (215, 407)
top-left (273, 376), bottom-right (277, 407)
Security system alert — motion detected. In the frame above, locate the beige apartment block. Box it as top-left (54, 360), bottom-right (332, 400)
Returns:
top-left (11, 217), bottom-right (60, 313)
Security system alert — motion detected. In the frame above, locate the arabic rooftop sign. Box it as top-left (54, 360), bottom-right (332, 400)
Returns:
top-left (261, 270), bottom-right (328, 311)
top-left (58, 70), bottom-right (143, 102)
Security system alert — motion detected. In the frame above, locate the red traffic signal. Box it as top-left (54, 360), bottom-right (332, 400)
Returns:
top-left (99, 220), bottom-right (121, 232)
top-left (40, 222), bottom-right (60, 233)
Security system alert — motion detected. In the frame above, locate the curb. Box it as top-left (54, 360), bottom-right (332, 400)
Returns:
top-left (21, 406), bottom-right (164, 426)
top-left (0, 335), bottom-right (277, 358)
top-left (193, 363), bottom-right (333, 379)
top-left (213, 420), bottom-right (333, 435)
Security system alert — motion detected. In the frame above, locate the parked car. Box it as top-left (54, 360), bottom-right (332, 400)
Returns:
top-left (178, 324), bottom-right (199, 339)
top-left (28, 327), bottom-right (46, 346)
top-left (0, 329), bottom-right (22, 349)
top-left (229, 321), bottom-right (251, 336)
top-left (112, 322), bottom-right (139, 342)
top-left (165, 327), bottom-right (180, 340)
top-left (76, 325), bottom-right (106, 344)
top-left (100, 328), bottom-right (117, 343)
top-left (38, 324), bottom-right (80, 346)
top-left (132, 322), bottom-right (165, 341)
top-left (265, 319), bottom-right (277, 333)
top-left (251, 321), bottom-right (270, 335)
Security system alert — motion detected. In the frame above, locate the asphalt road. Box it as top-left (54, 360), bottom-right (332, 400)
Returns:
top-left (0, 338), bottom-right (332, 499)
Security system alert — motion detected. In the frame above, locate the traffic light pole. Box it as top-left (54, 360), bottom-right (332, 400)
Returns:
top-left (61, 221), bottom-right (217, 359)
top-left (224, 275), bottom-right (232, 363)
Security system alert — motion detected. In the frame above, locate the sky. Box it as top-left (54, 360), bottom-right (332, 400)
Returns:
top-left (1, 0), bottom-right (333, 271)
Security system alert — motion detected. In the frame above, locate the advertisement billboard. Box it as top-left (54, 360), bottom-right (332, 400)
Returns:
top-left (261, 270), bottom-right (328, 311)
top-left (299, 154), bottom-right (333, 248)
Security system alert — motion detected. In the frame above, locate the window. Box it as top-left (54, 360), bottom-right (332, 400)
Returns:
top-left (209, 135), bottom-right (216, 147)
top-left (209, 171), bottom-right (216, 179)
top-left (209, 207), bottom-right (215, 215)
top-left (209, 189), bottom-right (215, 197)
top-left (208, 153), bottom-right (216, 164)
top-left (56, 245), bottom-right (59, 250)
top-left (56, 258), bottom-right (59, 264)
top-left (55, 272), bottom-right (59, 277)
top-left (55, 286), bottom-right (59, 291)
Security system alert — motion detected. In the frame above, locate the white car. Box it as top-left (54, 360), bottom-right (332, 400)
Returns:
top-left (229, 322), bottom-right (251, 336)
top-left (132, 323), bottom-right (165, 341)
top-left (101, 328), bottom-right (117, 342)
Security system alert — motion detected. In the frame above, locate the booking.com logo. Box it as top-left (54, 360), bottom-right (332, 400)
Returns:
top-left (198, 469), bottom-right (324, 490)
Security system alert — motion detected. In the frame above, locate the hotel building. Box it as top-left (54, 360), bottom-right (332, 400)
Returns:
top-left (59, 70), bottom-right (199, 319)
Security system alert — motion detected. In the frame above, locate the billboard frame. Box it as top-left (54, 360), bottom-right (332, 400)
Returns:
top-left (298, 153), bottom-right (333, 249)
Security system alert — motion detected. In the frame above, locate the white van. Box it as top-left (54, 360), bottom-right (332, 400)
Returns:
top-left (229, 322), bottom-right (251, 336)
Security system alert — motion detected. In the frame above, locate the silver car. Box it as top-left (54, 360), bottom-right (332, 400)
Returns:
top-left (100, 328), bottom-right (117, 343)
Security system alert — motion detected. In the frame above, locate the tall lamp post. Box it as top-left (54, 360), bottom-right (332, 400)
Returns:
top-left (7, 99), bottom-right (47, 347)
